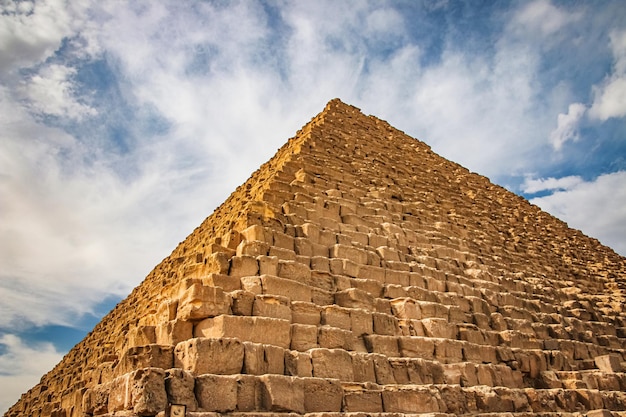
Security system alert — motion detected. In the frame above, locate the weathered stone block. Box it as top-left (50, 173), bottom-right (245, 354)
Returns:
top-left (118, 345), bottom-right (174, 375)
top-left (310, 348), bottom-right (354, 381)
top-left (291, 301), bottom-right (321, 325)
top-left (195, 315), bottom-right (291, 348)
top-left (302, 377), bottom-right (343, 412)
top-left (252, 294), bottom-right (292, 321)
top-left (285, 350), bottom-right (313, 377)
top-left (177, 284), bottom-right (230, 321)
top-left (155, 319), bottom-right (193, 346)
top-left (261, 274), bottom-right (312, 302)
top-left (258, 255), bottom-right (279, 276)
top-left (422, 318), bottom-right (457, 339)
top-left (260, 374), bottom-right (305, 413)
top-left (164, 368), bottom-right (197, 411)
top-left (372, 312), bottom-right (398, 335)
top-left (363, 334), bottom-right (400, 356)
top-left (390, 298), bottom-right (421, 319)
top-left (126, 326), bottom-right (156, 348)
top-left (318, 325), bottom-right (353, 350)
top-left (335, 288), bottom-right (375, 310)
top-left (174, 337), bottom-right (243, 375)
top-left (351, 352), bottom-right (377, 383)
top-left (236, 240), bottom-right (270, 257)
top-left (595, 354), bottom-right (623, 372)
top-left (129, 368), bottom-right (167, 416)
top-left (229, 255), bottom-right (259, 278)
top-left (195, 374), bottom-right (237, 412)
top-left (321, 305), bottom-right (351, 329)
top-left (243, 342), bottom-right (285, 375)
top-left (382, 386), bottom-right (441, 413)
top-left (203, 273), bottom-right (241, 292)
top-left (343, 385), bottom-right (383, 412)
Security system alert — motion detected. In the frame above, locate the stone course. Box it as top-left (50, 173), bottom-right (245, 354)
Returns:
top-left (5, 99), bottom-right (626, 417)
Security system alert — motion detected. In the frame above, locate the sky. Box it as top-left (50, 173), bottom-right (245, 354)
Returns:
top-left (1, 0), bottom-right (625, 412)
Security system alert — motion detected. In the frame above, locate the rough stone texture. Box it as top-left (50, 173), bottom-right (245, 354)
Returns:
top-left (6, 99), bottom-right (626, 417)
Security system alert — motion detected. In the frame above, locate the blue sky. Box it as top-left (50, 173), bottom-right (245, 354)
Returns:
top-left (1, 0), bottom-right (625, 412)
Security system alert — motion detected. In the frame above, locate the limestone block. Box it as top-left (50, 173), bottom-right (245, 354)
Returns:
top-left (195, 374), bottom-right (237, 412)
top-left (310, 256), bottom-right (330, 272)
top-left (302, 377), bottom-right (343, 412)
top-left (310, 348), bottom-right (354, 381)
top-left (285, 351), bottom-right (313, 377)
top-left (243, 342), bottom-right (285, 375)
top-left (308, 270), bottom-right (335, 291)
top-left (318, 325), bottom-right (353, 350)
top-left (258, 255), bottom-right (279, 275)
top-left (444, 362), bottom-right (478, 386)
top-left (174, 337), bottom-right (243, 375)
top-left (128, 368), bottom-right (167, 416)
top-left (195, 315), bottom-right (291, 349)
top-left (383, 283), bottom-right (407, 298)
top-left (370, 353), bottom-right (396, 385)
top-left (352, 352), bottom-right (377, 383)
top-left (363, 335), bottom-right (400, 357)
top-left (595, 354), bottom-right (623, 372)
top-left (177, 284), bottom-right (230, 321)
top-left (236, 240), bottom-right (269, 257)
top-left (230, 290), bottom-right (255, 316)
top-left (342, 385), bottom-right (383, 412)
top-left (157, 299), bottom-right (178, 322)
top-left (240, 275), bottom-right (263, 295)
top-left (82, 384), bottom-right (111, 415)
top-left (234, 374), bottom-right (262, 412)
top-left (205, 251), bottom-right (230, 275)
top-left (230, 255), bottom-right (259, 278)
top-left (269, 245), bottom-right (296, 260)
top-left (330, 244), bottom-right (368, 265)
top-left (126, 326), bottom-right (156, 347)
top-left (108, 374), bottom-right (129, 412)
top-left (242, 225), bottom-right (272, 244)
top-left (260, 274), bottom-right (312, 302)
top-left (418, 301), bottom-right (449, 319)
top-left (260, 374), bottom-right (305, 413)
top-left (118, 345), bottom-right (174, 375)
top-left (372, 312), bottom-right (398, 335)
top-left (390, 298), bottom-right (421, 320)
top-left (155, 319), bottom-right (193, 346)
top-left (381, 386), bottom-right (441, 413)
top-left (422, 318), bottom-right (457, 339)
top-left (273, 231), bottom-right (295, 251)
top-left (434, 339), bottom-right (464, 363)
top-left (253, 294), bottom-right (292, 321)
top-left (350, 308), bottom-right (373, 336)
top-left (359, 265), bottom-right (385, 282)
top-left (398, 336), bottom-right (435, 359)
top-left (385, 269), bottom-right (410, 286)
top-left (341, 259), bottom-right (361, 277)
top-left (376, 246), bottom-right (400, 262)
top-left (203, 273), bottom-right (241, 292)
top-left (312, 287), bottom-right (335, 305)
top-left (164, 368), bottom-right (197, 411)
top-left (321, 305), bottom-right (351, 330)
top-left (291, 301), bottom-right (321, 325)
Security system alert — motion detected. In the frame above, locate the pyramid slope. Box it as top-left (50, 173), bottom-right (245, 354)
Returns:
top-left (6, 99), bottom-right (626, 417)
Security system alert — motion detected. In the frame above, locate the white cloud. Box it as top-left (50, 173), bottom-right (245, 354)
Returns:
top-left (549, 102), bottom-right (587, 150)
top-left (522, 175), bottom-right (584, 194)
top-left (0, 0), bottom-right (86, 73)
top-left (0, 334), bottom-right (63, 414)
top-left (589, 29), bottom-right (626, 120)
top-left (530, 171), bottom-right (626, 256)
top-left (510, 0), bottom-right (581, 41)
top-left (20, 64), bottom-right (97, 120)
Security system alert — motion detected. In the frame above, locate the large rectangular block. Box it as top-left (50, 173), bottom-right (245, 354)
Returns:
top-left (331, 244), bottom-right (368, 265)
top-left (203, 273), bottom-right (241, 292)
top-left (174, 337), bottom-right (243, 375)
top-left (321, 305), bottom-right (351, 330)
top-left (252, 294), bottom-right (292, 321)
top-left (164, 369), bottom-right (197, 411)
top-left (260, 374), bottom-right (305, 414)
top-left (243, 342), bottom-right (285, 375)
top-left (595, 354), bottom-right (623, 372)
top-left (335, 288), bottom-right (375, 310)
top-left (177, 284), bottom-right (231, 321)
top-left (310, 348), bottom-right (354, 381)
top-left (195, 315), bottom-right (291, 349)
top-left (260, 274), bottom-right (312, 302)
top-left (156, 319), bottom-right (193, 346)
top-left (381, 386), bottom-right (441, 413)
top-left (390, 298), bottom-right (421, 320)
top-left (118, 345), bottom-right (174, 375)
top-left (291, 301), bottom-right (321, 325)
top-left (302, 377), bottom-right (343, 412)
top-left (285, 351), bottom-right (313, 377)
top-left (318, 325), bottom-right (353, 350)
top-left (364, 334), bottom-right (400, 357)
top-left (195, 374), bottom-right (237, 412)
top-left (277, 260), bottom-right (311, 281)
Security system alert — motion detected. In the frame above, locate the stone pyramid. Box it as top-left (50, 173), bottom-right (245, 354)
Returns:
top-left (6, 99), bottom-right (626, 417)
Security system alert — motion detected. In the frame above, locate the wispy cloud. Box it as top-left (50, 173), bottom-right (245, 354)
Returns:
top-left (0, 334), bottom-right (63, 414)
top-left (549, 102), bottom-right (587, 150)
top-left (521, 175), bottom-right (584, 194)
top-left (589, 29), bottom-right (626, 120)
top-left (530, 171), bottom-right (626, 255)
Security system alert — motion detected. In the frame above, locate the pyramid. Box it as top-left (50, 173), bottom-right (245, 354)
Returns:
top-left (6, 99), bottom-right (626, 417)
